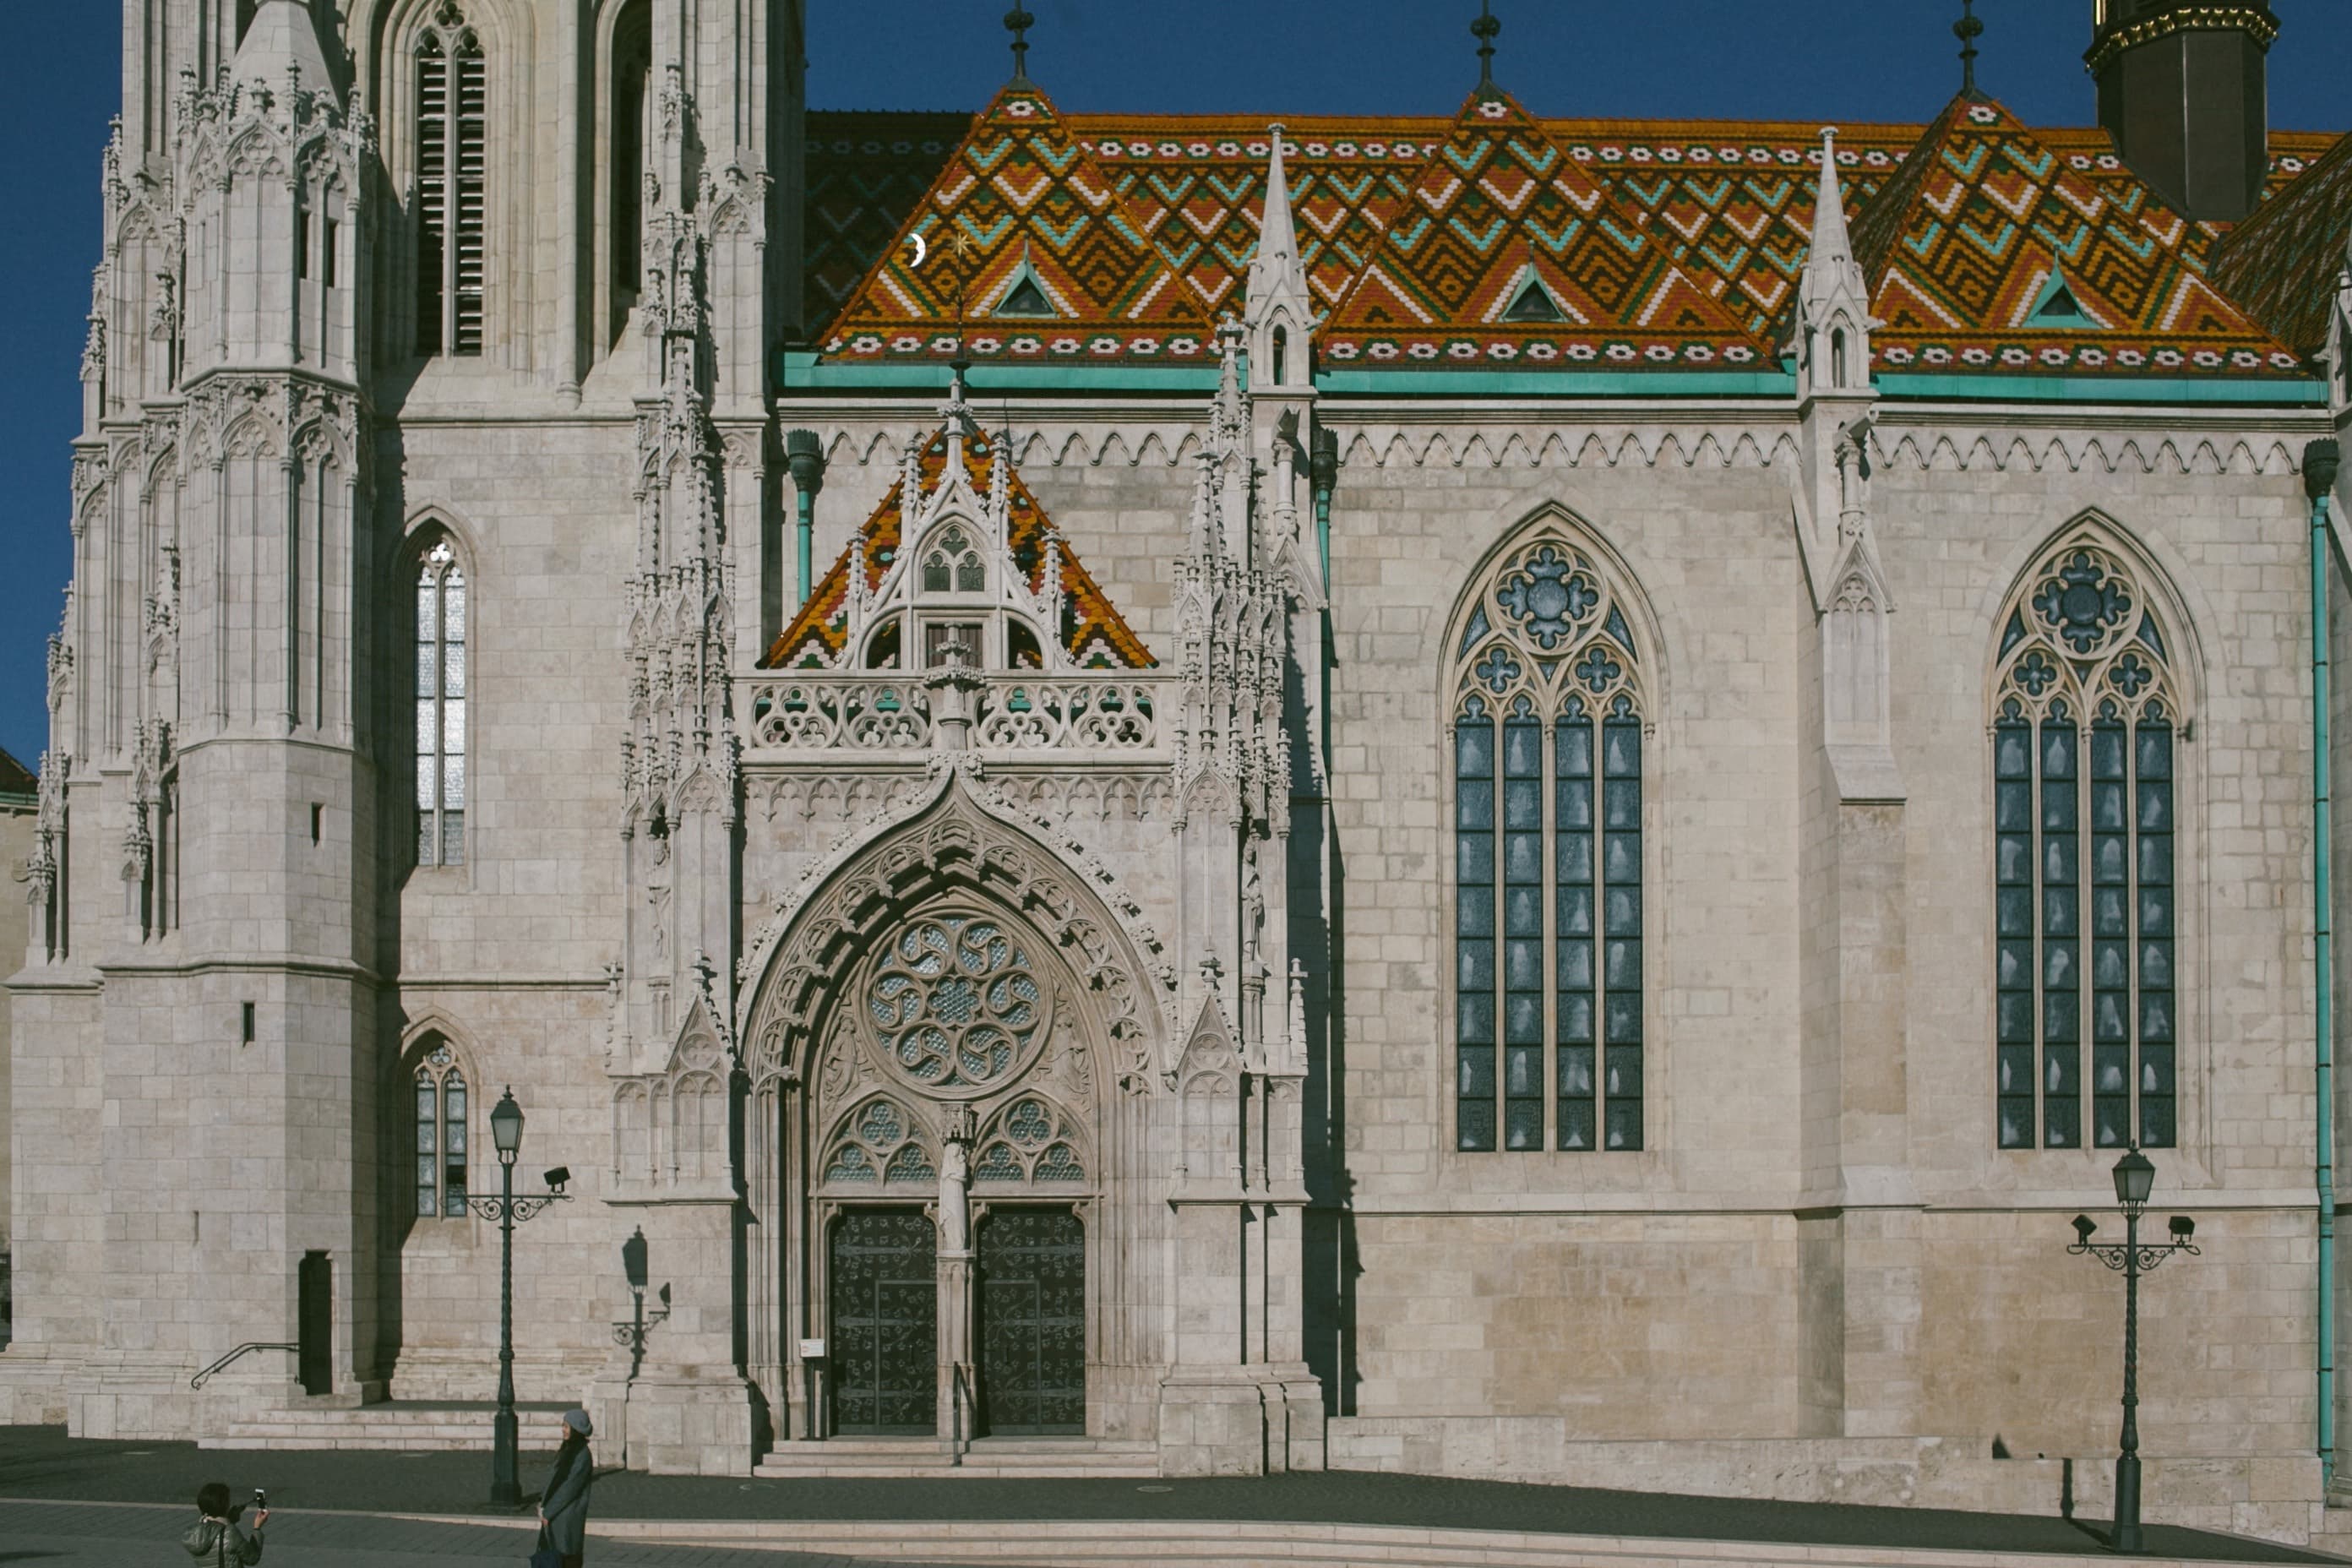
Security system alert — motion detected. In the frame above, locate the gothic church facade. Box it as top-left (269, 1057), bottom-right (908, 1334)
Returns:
top-left (9, 0), bottom-right (2352, 1538)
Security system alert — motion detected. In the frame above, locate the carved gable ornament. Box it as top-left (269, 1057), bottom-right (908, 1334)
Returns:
top-left (740, 769), bottom-right (1173, 1097)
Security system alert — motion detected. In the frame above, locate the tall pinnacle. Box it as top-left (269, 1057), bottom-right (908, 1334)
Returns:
top-left (1807, 128), bottom-right (1854, 274)
top-left (1259, 125), bottom-right (1297, 270)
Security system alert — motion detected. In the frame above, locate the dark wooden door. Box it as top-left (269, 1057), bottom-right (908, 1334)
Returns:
top-left (830, 1209), bottom-right (937, 1434)
top-left (297, 1251), bottom-right (331, 1396)
top-left (977, 1206), bottom-right (1085, 1434)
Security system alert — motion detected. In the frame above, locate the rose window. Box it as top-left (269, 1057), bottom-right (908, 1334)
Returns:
top-left (868, 916), bottom-right (1045, 1094)
top-left (1496, 545), bottom-right (1600, 651)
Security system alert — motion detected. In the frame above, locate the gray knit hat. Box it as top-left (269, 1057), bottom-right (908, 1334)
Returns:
top-left (563, 1407), bottom-right (592, 1436)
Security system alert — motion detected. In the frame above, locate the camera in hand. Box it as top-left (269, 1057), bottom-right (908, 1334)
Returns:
top-left (227, 1488), bottom-right (265, 1523)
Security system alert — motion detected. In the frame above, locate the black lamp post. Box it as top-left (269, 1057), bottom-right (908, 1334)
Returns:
top-left (466, 1087), bottom-right (570, 1506)
top-left (2067, 1145), bottom-right (2198, 1553)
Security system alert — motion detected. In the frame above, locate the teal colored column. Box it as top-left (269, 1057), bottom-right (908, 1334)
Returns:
top-left (2310, 436), bottom-right (2341, 1489)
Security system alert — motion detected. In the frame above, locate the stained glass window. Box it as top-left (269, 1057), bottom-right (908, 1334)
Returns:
top-left (1991, 542), bottom-right (2180, 1150)
top-left (821, 1097), bottom-right (937, 1189)
top-left (412, 1043), bottom-right (470, 1219)
top-left (1452, 537), bottom-right (1646, 1153)
top-left (416, 541), bottom-right (466, 867)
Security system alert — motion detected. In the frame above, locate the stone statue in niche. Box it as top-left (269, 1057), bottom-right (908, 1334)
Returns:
top-left (939, 1104), bottom-right (976, 1254)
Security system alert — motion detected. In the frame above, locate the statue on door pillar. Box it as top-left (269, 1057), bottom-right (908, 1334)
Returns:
top-left (940, 1104), bottom-right (976, 1255)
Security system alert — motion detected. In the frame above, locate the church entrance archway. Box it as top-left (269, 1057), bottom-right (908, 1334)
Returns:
top-left (829, 1208), bottom-right (937, 1434)
top-left (977, 1206), bottom-right (1086, 1434)
top-left (739, 781), bottom-right (1173, 1448)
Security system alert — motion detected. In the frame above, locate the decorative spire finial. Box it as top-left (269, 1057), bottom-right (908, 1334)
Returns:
top-left (1955, 0), bottom-right (1985, 100)
top-left (1004, 6), bottom-right (1035, 84)
top-left (1472, 1), bottom-right (1500, 90)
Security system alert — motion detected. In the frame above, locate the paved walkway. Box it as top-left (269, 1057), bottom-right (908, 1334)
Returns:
top-left (0, 1499), bottom-right (961, 1567)
top-left (0, 1425), bottom-right (2337, 1565)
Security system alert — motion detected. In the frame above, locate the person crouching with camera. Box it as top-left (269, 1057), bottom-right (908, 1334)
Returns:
top-left (182, 1481), bottom-right (268, 1565)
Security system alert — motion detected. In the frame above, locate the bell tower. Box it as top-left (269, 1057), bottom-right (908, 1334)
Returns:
top-left (2088, 0), bottom-right (2278, 221)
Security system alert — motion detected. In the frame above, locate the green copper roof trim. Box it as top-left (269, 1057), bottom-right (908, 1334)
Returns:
top-left (780, 351), bottom-right (2323, 406)
top-left (779, 351), bottom-right (1220, 393)
top-left (1876, 372), bottom-right (2326, 406)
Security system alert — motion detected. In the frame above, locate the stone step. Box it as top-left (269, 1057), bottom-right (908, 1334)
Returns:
top-left (202, 1402), bottom-right (572, 1452)
top-left (752, 1437), bottom-right (1157, 1479)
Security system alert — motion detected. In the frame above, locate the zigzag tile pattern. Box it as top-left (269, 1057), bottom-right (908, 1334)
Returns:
top-left (1319, 90), bottom-right (1761, 369)
top-left (802, 93), bottom-right (2338, 380)
top-left (1084, 117), bottom-right (1430, 316)
top-left (1847, 96), bottom-right (2304, 377)
top-left (765, 426), bottom-right (1153, 672)
top-left (2211, 128), bottom-right (2352, 357)
top-left (802, 111), bottom-right (971, 333)
top-left (819, 85), bottom-right (1215, 364)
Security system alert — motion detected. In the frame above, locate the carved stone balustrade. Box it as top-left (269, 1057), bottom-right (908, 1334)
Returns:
top-left (740, 673), bottom-right (1170, 764)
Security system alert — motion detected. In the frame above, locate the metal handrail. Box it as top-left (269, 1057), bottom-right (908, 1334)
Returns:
top-left (191, 1342), bottom-right (297, 1390)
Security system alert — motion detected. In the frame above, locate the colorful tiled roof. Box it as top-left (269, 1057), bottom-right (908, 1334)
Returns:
top-left (802, 111), bottom-right (969, 334)
top-left (2210, 129), bottom-right (2352, 357)
top-left (1844, 95), bottom-right (2306, 378)
top-left (0, 745), bottom-right (34, 801)
top-left (1318, 90), bottom-right (1762, 370)
top-left (798, 90), bottom-right (2342, 381)
top-left (1575, 121), bottom-right (1915, 336)
top-left (764, 421), bottom-right (1153, 672)
top-left (1085, 117), bottom-right (1427, 318)
top-left (817, 83), bottom-right (1217, 366)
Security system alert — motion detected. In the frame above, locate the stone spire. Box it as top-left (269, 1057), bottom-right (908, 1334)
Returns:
top-left (1794, 128), bottom-right (1875, 403)
top-left (1244, 127), bottom-right (1314, 395)
top-left (230, 0), bottom-right (339, 103)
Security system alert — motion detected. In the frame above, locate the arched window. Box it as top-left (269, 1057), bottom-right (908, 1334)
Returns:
top-left (1831, 328), bottom-right (1849, 388)
top-left (606, 0), bottom-right (651, 348)
top-left (411, 1039), bottom-right (471, 1218)
top-left (1990, 536), bottom-right (2180, 1151)
top-left (415, 538), bottom-right (467, 867)
top-left (922, 528), bottom-right (983, 594)
top-left (1451, 535), bottom-right (1647, 1153)
top-left (415, 8), bottom-right (487, 357)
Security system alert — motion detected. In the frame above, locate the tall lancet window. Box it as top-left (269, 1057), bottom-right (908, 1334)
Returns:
top-left (1451, 536), bottom-right (1647, 1153)
top-left (415, 10), bottom-right (487, 357)
top-left (411, 1040), bottom-right (470, 1219)
top-left (1991, 537), bottom-right (2180, 1151)
top-left (416, 540), bottom-right (467, 867)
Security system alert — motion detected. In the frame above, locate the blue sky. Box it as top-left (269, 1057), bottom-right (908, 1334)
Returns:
top-left (0, 1), bottom-right (2340, 768)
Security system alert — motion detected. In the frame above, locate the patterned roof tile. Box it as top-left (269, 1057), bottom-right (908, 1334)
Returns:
top-left (2211, 129), bottom-right (2352, 357)
top-left (1847, 95), bottom-right (2306, 378)
top-left (1319, 91), bottom-right (1765, 370)
top-left (765, 422), bottom-right (1152, 672)
top-left (818, 84), bottom-right (1216, 365)
top-left (802, 111), bottom-right (971, 333)
top-left (801, 101), bottom-right (2342, 381)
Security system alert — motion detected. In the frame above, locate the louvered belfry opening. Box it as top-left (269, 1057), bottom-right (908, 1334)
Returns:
top-left (415, 21), bottom-right (487, 357)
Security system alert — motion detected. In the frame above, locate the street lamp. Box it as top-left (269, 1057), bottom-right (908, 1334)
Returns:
top-left (2066, 1145), bottom-right (2198, 1553)
top-left (467, 1087), bottom-right (570, 1506)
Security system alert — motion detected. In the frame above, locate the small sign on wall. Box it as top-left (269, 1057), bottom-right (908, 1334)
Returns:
top-left (798, 1339), bottom-right (825, 1359)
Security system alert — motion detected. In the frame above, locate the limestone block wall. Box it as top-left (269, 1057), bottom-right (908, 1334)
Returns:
top-left (0, 790), bottom-right (33, 1263)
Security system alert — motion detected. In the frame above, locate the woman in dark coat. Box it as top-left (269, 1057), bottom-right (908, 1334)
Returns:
top-left (537, 1408), bottom-right (595, 1567)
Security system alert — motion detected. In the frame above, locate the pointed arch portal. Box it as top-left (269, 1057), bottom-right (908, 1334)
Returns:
top-left (738, 776), bottom-right (1167, 1442)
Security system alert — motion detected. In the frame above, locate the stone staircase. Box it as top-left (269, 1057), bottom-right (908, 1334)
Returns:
top-left (752, 1435), bottom-right (1159, 1479)
top-left (201, 1399), bottom-right (573, 1451)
